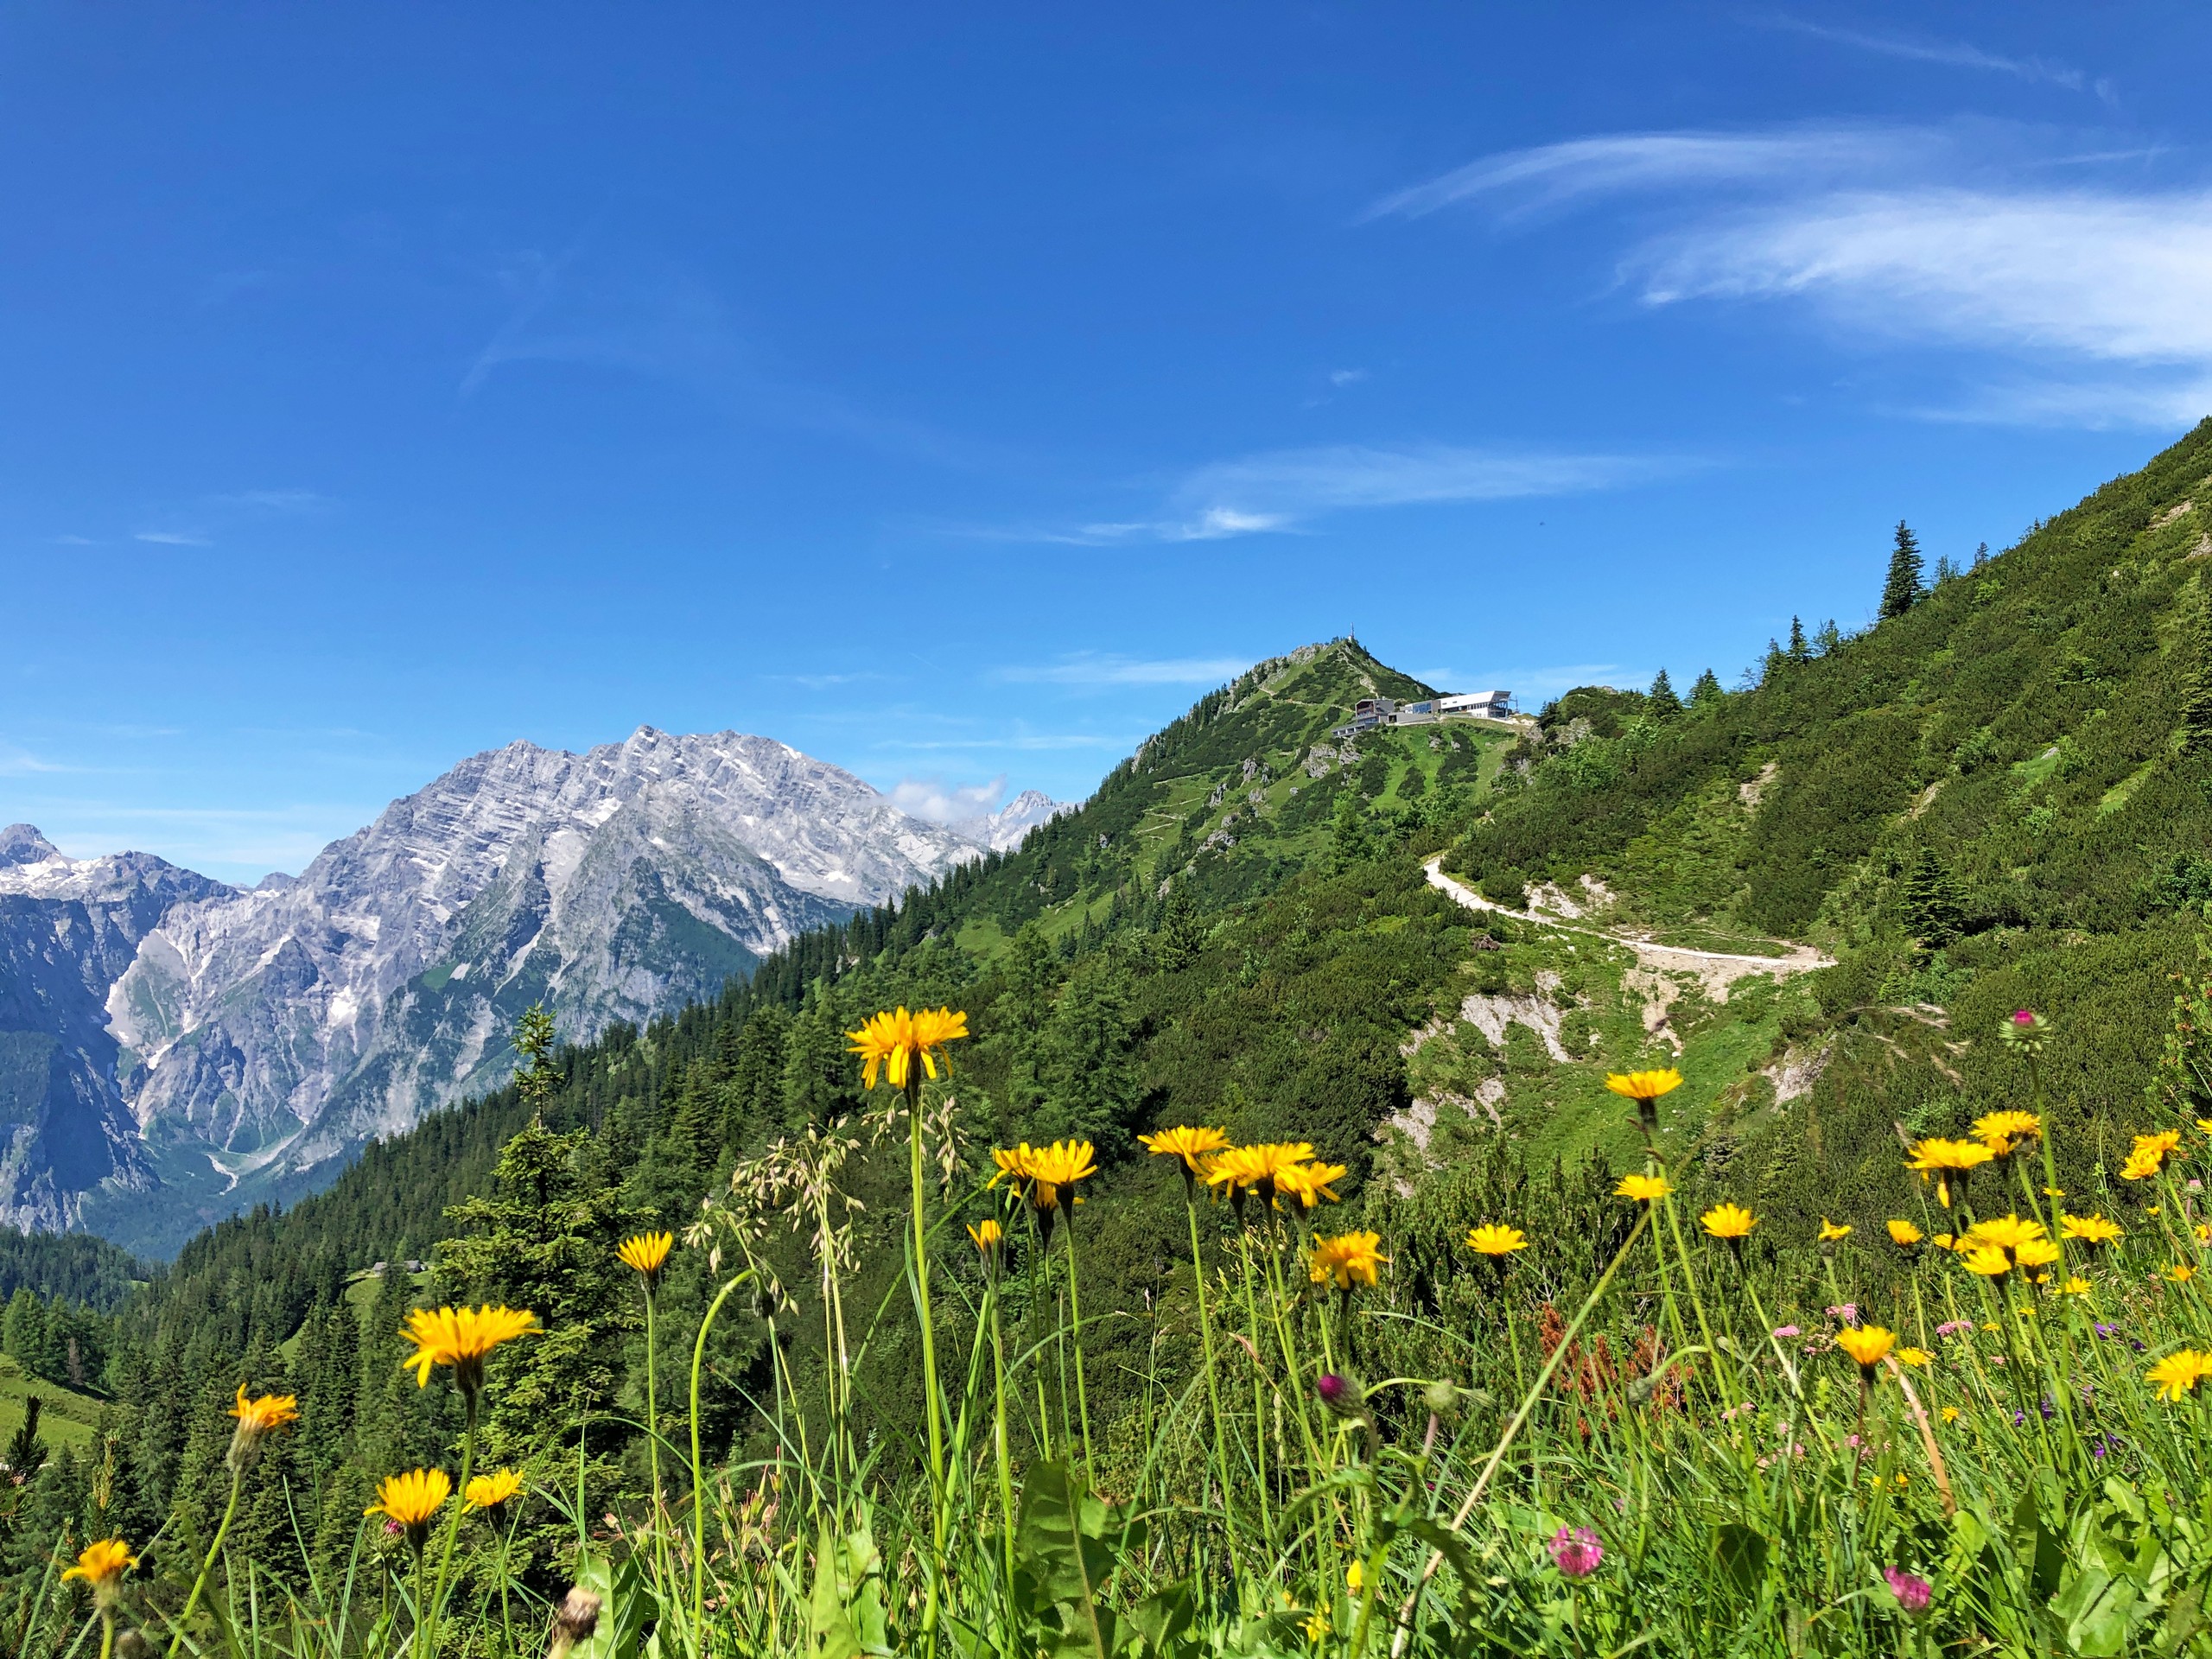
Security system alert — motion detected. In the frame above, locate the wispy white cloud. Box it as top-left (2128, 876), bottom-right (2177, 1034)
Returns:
top-left (1367, 124), bottom-right (1929, 220)
top-left (888, 774), bottom-right (1007, 823)
top-left (995, 653), bottom-right (1255, 687)
top-left (1755, 17), bottom-right (2102, 97)
top-left (1020, 442), bottom-right (1700, 545)
top-left (207, 489), bottom-right (334, 514)
top-left (1371, 122), bottom-right (2212, 428)
top-left (134, 531), bottom-right (212, 547)
top-left (1415, 663), bottom-right (1630, 697)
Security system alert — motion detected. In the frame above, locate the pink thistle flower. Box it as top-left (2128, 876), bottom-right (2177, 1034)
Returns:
top-left (1548, 1526), bottom-right (1603, 1579)
top-left (2012, 1008), bottom-right (2035, 1027)
top-left (1884, 1566), bottom-right (1932, 1613)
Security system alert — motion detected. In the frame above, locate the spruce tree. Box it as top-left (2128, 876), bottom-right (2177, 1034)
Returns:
top-left (1973, 540), bottom-right (1990, 569)
top-left (1647, 668), bottom-right (1682, 718)
top-left (1879, 521), bottom-right (1925, 620)
top-left (2183, 589), bottom-right (2212, 755)
top-left (1761, 639), bottom-right (1786, 683)
top-left (1786, 617), bottom-right (1810, 664)
top-left (1689, 669), bottom-right (1723, 709)
top-left (1899, 849), bottom-right (1966, 948)
top-left (1815, 619), bottom-right (1842, 655)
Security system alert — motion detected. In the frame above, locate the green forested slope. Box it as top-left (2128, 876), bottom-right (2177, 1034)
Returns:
top-left (10, 424), bottom-right (2212, 1611)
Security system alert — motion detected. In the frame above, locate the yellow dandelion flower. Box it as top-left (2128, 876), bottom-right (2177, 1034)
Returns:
top-left (968, 1217), bottom-right (1003, 1253)
top-left (1960, 1245), bottom-right (2012, 1279)
top-left (2167, 1263), bottom-right (2196, 1284)
top-left (366, 1467), bottom-right (453, 1543)
top-left (399, 1306), bottom-right (540, 1395)
top-left (2148, 1351), bottom-right (2211, 1402)
top-left (1973, 1109), bottom-right (2041, 1148)
top-left (2122, 1148), bottom-right (2164, 1182)
top-left (1896, 1347), bottom-right (1932, 1368)
top-left (2062, 1213), bottom-right (2123, 1245)
top-left (1834, 1325), bottom-right (1896, 1371)
top-left (1346, 1560), bottom-right (1364, 1592)
top-left (843, 1006), bottom-right (968, 1091)
top-left (1605, 1070), bottom-right (1683, 1102)
top-left (1205, 1141), bottom-right (1314, 1199)
top-left (2013, 1238), bottom-right (2062, 1271)
top-left (1275, 1160), bottom-right (1348, 1210)
top-left (466, 1468), bottom-right (524, 1511)
top-left (1905, 1137), bottom-right (1995, 1177)
top-left (1614, 1173), bottom-right (1672, 1203)
top-left (1465, 1223), bottom-right (1529, 1257)
top-left (61, 1538), bottom-right (135, 1591)
top-left (226, 1383), bottom-right (301, 1472)
top-left (1817, 1218), bottom-right (1852, 1242)
top-left (1309, 1230), bottom-right (1389, 1290)
top-left (1961, 1214), bottom-right (2045, 1256)
top-left (1941, 1406), bottom-right (1961, 1423)
top-left (1886, 1218), bottom-right (1923, 1248)
top-left (1301, 1607), bottom-right (1332, 1643)
top-left (616, 1231), bottom-right (673, 1281)
top-left (2058, 1276), bottom-right (2093, 1297)
top-left (1026, 1140), bottom-right (1097, 1193)
top-left (1138, 1125), bottom-right (1230, 1177)
top-left (1700, 1203), bottom-right (1757, 1240)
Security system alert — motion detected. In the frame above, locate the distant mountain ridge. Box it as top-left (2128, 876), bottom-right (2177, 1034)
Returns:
top-left (0, 727), bottom-right (1068, 1254)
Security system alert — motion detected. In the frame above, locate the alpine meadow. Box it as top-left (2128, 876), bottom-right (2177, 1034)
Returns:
top-left (22, 423), bottom-right (2212, 1657)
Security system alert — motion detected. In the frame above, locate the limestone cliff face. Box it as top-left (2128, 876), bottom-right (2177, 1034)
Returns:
top-left (0, 728), bottom-right (1015, 1254)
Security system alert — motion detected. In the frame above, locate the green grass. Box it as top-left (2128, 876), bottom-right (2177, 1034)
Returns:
top-left (0, 1353), bottom-right (107, 1450)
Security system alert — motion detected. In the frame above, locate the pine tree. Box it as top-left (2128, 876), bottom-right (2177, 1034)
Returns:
top-left (1934, 554), bottom-right (1959, 584)
top-left (1973, 540), bottom-right (1990, 569)
top-left (3, 1394), bottom-right (44, 1477)
top-left (2183, 589), bottom-right (2212, 755)
top-left (1761, 639), bottom-right (1786, 683)
top-left (1898, 849), bottom-right (1966, 948)
top-left (1786, 617), bottom-right (1810, 664)
top-left (1037, 953), bottom-right (1141, 1151)
top-left (1815, 620), bottom-right (1842, 655)
top-left (1879, 521), bottom-right (1925, 620)
top-left (1689, 669), bottom-right (1723, 710)
top-left (1647, 668), bottom-right (1681, 718)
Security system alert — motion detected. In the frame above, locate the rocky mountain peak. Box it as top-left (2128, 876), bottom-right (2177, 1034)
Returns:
top-left (0, 824), bottom-right (60, 867)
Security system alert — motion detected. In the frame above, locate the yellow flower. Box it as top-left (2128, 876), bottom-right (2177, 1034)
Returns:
top-left (1960, 1245), bottom-right (2012, 1279)
top-left (2062, 1213), bottom-right (2123, 1245)
top-left (1026, 1140), bottom-right (1098, 1194)
top-left (1961, 1214), bottom-right (2044, 1257)
top-left (61, 1538), bottom-right (135, 1592)
top-left (1896, 1347), bottom-right (1932, 1368)
top-left (1817, 1218), bottom-right (1852, 1243)
top-left (968, 1218), bottom-right (1003, 1253)
top-left (1941, 1406), bottom-right (1960, 1423)
top-left (1205, 1142), bottom-right (1314, 1199)
top-left (1138, 1126), bottom-right (1230, 1177)
top-left (2013, 1238), bottom-right (2062, 1271)
top-left (616, 1231), bottom-right (674, 1281)
top-left (226, 1383), bottom-right (301, 1472)
top-left (366, 1467), bottom-right (453, 1542)
top-left (1309, 1230), bottom-right (1389, 1290)
top-left (2167, 1263), bottom-right (2196, 1284)
top-left (1346, 1560), bottom-right (1364, 1592)
top-left (1933, 1233), bottom-right (1955, 1250)
top-left (2198, 1116), bottom-right (2212, 1137)
top-left (466, 1468), bottom-right (525, 1511)
top-left (2136, 1128), bottom-right (2184, 1161)
top-left (1973, 1109), bottom-right (2041, 1148)
top-left (843, 1006), bottom-right (969, 1091)
top-left (399, 1306), bottom-right (540, 1395)
top-left (1886, 1219), bottom-right (1923, 1248)
top-left (1275, 1160), bottom-right (1348, 1210)
top-left (1466, 1223), bottom-right (1529, 1257)
top-left (2122, 1148), bottom-right (2164, 1182)
top-left (1614, 1173), bottom-right (1672, 1203)
top-left (1700, 1203), bottom-right (1757, 1240)
top-left (2147, 1351), bottom-right (2211, 1402)
top-left (2058, 1276), bottom-right (2093, 1297)
top-left (1834, 1325), bottom-right (1896, 1370)
top-left (1301, 1607), bottom-right (1332, 1643)
top-left (230, 1383), bottom-right (301, 1435)
top-left (1605, 1069), bottom-right (1683, 1102)
top-left (1904, 1137), bottom-right (1995, 1177)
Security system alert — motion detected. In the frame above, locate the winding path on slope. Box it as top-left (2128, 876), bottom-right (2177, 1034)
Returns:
top-left (1421, 855), bottom-right (1834, 993)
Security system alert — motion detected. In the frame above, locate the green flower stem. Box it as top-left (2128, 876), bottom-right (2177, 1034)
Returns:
top-left (1236, 1227), bottom-right (1273, 1540)
top-left (165, 1466), bottom-right (241, 1658)
top-left (986, 1263), bottom-right (1017, 1658)
top-left (411, 1545), bottom-right (429, 1659)
top-left (641, 1280), bottom-right (670, 1593)
top-left (422, 1389), bottom-right (478, 1659)
top-left (1182, 1187), bottom-right (1244, 1585)
top-left (690, 1271), bottom-right (747, 1643)
top-left (1061, 1199), bottom-right (1097, 1487)
top-left (905, 1075), bottom-right (950, 1659)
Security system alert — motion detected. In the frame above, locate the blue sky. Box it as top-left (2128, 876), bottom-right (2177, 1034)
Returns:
top-left (3, 3), bottom-right (2209, 883)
